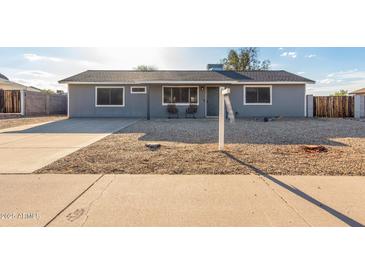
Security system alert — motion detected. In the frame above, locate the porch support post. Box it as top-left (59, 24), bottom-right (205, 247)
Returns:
top-left (218, 86), bottom-right (225, 150)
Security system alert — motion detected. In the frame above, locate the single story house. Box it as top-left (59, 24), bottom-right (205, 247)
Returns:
top-left (0, 74), bottom-right (43, 92)
top-left (60, 65), bottom-right (315, 118)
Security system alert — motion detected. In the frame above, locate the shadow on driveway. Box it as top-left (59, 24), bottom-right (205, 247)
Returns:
top-left (2, 118), bottom-right (138, 134)
top-left (222, 151), bottom-right (364, 227)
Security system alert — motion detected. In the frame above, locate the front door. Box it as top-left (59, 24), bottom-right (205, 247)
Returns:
top-left (206, 87), bottom-right (219, 117)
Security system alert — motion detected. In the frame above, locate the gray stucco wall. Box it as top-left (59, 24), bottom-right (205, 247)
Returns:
top-left (68, 83), bottom-right (306, 118)
top-left (68, 84), bottom-right (147, 118)
top-left (229, 84), bottom-right (306, 117)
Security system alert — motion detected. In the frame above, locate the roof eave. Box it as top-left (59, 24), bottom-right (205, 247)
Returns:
top-left (60, 80), bottom-right (314, 85)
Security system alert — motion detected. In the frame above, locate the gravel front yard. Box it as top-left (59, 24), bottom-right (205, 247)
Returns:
top-left (37, 118), bottom-right (365, 175)
top-left (0, 115), bottom-right (66, 130)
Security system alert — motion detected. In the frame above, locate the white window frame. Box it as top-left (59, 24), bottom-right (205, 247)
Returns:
top-left (161, 86), bottom-right (199, 106)
top-left (95, 86), bottom-right (125, 107)
top-left (130, 86), bottom-right (147, 94)
top-left (243, 85), bottom-right (272, 105)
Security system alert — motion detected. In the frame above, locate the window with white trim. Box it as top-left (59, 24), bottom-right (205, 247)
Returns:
top-left (162, 87), bottom-right (198, 105)
top-left (96, 87), bottom-right (124, 106)
top-left (244, 86), bottom-right (271, 105)
top-left (131, 86), bottom-right (147, 94)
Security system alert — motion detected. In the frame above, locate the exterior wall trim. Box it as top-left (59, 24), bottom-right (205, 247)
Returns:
top-left (243, 85), bottom-right (273, 106)
top-left (130, 86), bottom-right (147, 94)
top-left (95, 86), bottom-right (125, 107)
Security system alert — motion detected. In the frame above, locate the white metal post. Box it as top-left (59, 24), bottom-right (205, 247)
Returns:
top-left (306, 94), bottom-right (313, 118)
top-left (218, 87), bottom-right (225, 150)
top-left (354, 95), bottom-right (361, 119)
top-left (67, 84), bottom-right (70, 118)
top-left (20, 90), bottom-right (25, 116)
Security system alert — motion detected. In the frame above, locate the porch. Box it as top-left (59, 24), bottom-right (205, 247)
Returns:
top-left (162, 86), bottom-right (221, 119)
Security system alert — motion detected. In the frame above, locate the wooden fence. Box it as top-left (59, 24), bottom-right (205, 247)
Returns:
top-left (0, 89), bottom-right (21, 113)
top-left (313, 96), bottom-right (354, 118)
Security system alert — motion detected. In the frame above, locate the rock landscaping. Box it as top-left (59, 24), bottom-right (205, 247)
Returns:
top-left (37, 118), bottom-right (365, 175)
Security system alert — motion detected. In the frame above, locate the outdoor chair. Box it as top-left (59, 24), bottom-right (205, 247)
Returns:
top-left (185, 104), bottom-right (198, 118)
top-left (167, 104), bottom-right (179, 119)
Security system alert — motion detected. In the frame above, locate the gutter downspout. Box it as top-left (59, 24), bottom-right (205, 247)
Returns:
top-left (147, 85), bottom-right (150, 120)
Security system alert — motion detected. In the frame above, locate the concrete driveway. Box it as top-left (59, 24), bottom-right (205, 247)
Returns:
top-left (0, 118), bottom-right (136, 173)
top-left (1, 174), bottom-right (364, 227)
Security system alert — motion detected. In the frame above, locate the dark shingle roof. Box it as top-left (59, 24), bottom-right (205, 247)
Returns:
top-left (0, 73), bottom-right (9, 80)
top-left (59, 70), bottom-right (315, 84)
top-left (350, 88), bottom-right (365, 95)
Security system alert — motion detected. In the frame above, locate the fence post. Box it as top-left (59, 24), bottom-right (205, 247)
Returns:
top-left (306, 94), bottom-right (313, 117)
top-left (46, 94), bottom-right (50, 115)
top-left (354, 95), bottom-right (361, 119)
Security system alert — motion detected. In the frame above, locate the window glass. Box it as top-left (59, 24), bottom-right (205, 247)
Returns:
top-left (97, 87), bottom-right (124, 105)
top-left (245, 87), bottom-right (271, 104)
top-left (97, 88), bottom-right (110, 105)
top-left (171, 88), bottom-right (180, 103)
top-left (163, 88), bottom-right (172, 104)
top-left (163, 87), bottom-right (198, 104)
top-left (245, 88), bottom-right (258, 103)
top-left (190, 88), bottom-right (198, 103)
top-left (110, 88), bottom-right (124, 105)
top-left (180, 88), bottom-right (189, 103)
top-left (257, 88), bottom-right (270, 103)
top-left (131, 87), bottom-right (146, 93)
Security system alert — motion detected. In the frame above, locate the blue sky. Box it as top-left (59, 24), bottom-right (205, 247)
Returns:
top-left (1, 47), bottom-right (365, 95)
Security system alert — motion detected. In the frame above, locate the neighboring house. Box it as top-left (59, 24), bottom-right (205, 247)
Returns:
top-left (60, 65), bottom-right (315, 118)
top-left (350, 88), bottom-right (365, 95)
top-left (28, 86), bottom-right (44, 92)
top-left (350, 88), bottom-right (365, 119)
top-left (0, 74), bottom-right (42, 92)
top-left (0, 73), bottom-right (67, 116)
top-left (0, 73), bottom-right (9, 81)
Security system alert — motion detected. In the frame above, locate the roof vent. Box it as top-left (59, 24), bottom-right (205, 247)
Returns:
top-left (207, 64), bottom-right (224, 71)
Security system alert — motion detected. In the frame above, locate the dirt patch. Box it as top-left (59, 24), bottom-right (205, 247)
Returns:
top-left (0, 115), bottom-right (66, 130)
top-left (37, 118), bottom-right (365, 175)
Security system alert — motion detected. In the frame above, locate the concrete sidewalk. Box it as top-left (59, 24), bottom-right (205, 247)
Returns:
top-left (0, 174), bottom-right (102, 226)
top-left (0, 174), bottom-right (364, 227)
